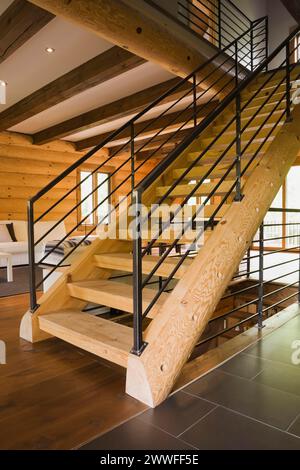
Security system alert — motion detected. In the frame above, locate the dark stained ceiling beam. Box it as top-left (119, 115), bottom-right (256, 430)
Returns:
top-left (0, 0), bottom-right (54, 64)
top-left (32, 78), bottom-right (192, 145)
top-left (0, 46), bottom-right (146, 132)
top-left (74, 101), bottom-right (217, 151)
top-left (281, 0), bottom-right (300, 23)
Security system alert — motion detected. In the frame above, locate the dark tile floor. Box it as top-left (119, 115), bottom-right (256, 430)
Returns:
top-left (81, 314), bottom-right (300, 450)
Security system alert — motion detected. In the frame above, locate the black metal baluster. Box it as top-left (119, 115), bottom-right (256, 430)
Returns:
top-left (286, 43), bottom-right (292, 122)
top-left (258, 223), bottom-right (264, 329)
top-left (234, 41), bottom-right (243, 202)
top-left (250, 21), bottom-right (254, 72)
top-left (132, 189), bottom-right (147, 355)
top-left (265, 16), bottom-right (269, 71)
top-left (28, 200), bottom-right (38, 312)
top-left (193, 73), bottom-right (197, 127)
top-left (218, 0), bottom-right (222, 49)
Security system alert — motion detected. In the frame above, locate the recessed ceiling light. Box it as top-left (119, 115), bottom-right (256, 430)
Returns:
top-left (45, 47), bottom-right (55, 54)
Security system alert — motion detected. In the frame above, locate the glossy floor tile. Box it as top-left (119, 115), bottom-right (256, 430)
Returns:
top-left (181, 406), bottom-right (300, 450)
top-left (80, 417), bottom-right (194, 450)
top-left (138, 391), bottom-right (215, 436)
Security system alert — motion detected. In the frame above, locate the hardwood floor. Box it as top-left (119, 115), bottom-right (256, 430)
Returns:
top-left (0, 294), bottom-right (147, 450)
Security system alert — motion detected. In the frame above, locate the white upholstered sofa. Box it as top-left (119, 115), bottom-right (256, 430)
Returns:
top-left (0, 220), bottom-right (66, 267)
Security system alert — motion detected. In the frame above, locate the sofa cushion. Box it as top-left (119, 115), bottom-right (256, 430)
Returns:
top-left (0, 224), bottom-right (12, 242)
top-left (0, 241), bottom-right (28, 254)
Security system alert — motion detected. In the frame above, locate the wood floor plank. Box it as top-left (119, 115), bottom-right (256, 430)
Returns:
top-left (0, 294), bottom-right (146, 449)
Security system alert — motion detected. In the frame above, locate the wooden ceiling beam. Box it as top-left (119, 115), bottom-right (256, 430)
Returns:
top-left (0, 46), bottom-right (146, 132)
top-left (74, 101), bottom-right (217, 151)
top-left (0, 0), bottom-right (54, 64)
top-left (32, 78), bottom-right (191, 145)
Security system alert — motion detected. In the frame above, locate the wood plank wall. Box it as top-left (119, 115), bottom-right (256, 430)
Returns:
top-left (0, 132), bottom-right (158, 233)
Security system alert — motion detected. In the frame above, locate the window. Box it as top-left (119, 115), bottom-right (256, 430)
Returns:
top-left (293, 33), bottom-right (300, 64)
top-left (254, 165), bottom-right (300, 251)
top-left (78, 170), bottom-right (110, 226)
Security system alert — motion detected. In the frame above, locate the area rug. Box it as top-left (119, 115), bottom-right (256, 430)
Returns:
top-left (0, 266), bottom-right (43, 298)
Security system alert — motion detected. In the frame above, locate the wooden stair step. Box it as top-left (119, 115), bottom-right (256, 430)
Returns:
top-left (117, 227), bottom-right (204, 244)
top-left (94, 252), bottom-right (193, 279)
top-left (149, 203), bottom-right (230, 219)
top-left (172, 160), bottom-right (257, 182)
top-left (197, 131), bottom-right (277, 151)
top-left (38, 311), bottom-right (132, 367)
top-left (156, 180), bottom-right (235, 198)
top-left (67, 279), bottom-right (169, 319)
top-left (213, 110), bottom-right (285, 133)
top-left (187, 139), bottom-right (274, 161)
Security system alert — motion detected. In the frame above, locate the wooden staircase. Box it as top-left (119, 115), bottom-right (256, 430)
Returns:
top-left (21, 44), bottom-right (300, 407)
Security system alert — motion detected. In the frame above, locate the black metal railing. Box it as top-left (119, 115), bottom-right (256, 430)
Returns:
top-left (196, 208), bottom-right (300, 347)
top-left (26, 20), bottom-right (300, 359)
top-left (177, 0), bottom-right (268, 70)
top-left (27, 20), bottom-right (267, 312)
top-left (130, 26), bottom-right (300, 354)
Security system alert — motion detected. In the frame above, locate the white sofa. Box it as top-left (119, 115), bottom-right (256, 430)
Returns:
top-left (0, 220), bottom-right (66, 267)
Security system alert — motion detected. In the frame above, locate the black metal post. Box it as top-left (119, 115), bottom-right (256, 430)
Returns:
top-left (192, 73), bottom-right (197, 127)
top-left (250, 21), bottom-right (254, 72)
top-left (130, 123), bottom-right (135, 197)
top-left (218, 0), bottom-right (222, 49)
top-left (265, 16), bottom-right (269, 71)
top-left (234, 90), bottom-right (243, 202)
top-left (286, 43), bottom-right (292, 122)
top-left (132, 189), bottom-right (147, 355)
top-left (258, 223), bottom-right (264, 329)
top-left (28, 200), bottom-right (38, 312)
top-left (247, 248), bottom-right (251, 278)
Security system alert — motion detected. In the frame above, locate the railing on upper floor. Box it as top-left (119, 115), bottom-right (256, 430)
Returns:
top-left (177, 0), bottom-right (268, 68)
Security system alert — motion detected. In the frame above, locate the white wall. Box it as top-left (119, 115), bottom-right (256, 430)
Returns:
top-left (232, 0), bottom-right (267, 21)
top-left (267, 0), bottom-right (297, 68)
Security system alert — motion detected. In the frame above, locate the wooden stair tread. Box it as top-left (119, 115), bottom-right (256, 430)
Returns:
top-left (94, 252), bottom-right (193, 279)
top-left (68, 279), bottom-right (169, 319)
top-left (156, 180), bottom-right (235, 197)
top-left (39, 311), bottom-right (132, 367)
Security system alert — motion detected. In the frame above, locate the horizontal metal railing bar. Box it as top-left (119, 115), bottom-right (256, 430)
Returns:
top-left (221, 268), bottom-right (300, 300)
top-left (269, 207), bottom-right (300, 213)
top-left (263, 292), bottom-right (298, 312)
top-left (232, 258), bottom-right (300, 280)
top-left (253, 234), bottom-right (300, 243)
top-left (198, 312), bottom-right (259, 345)
top-left (262, 280), bottom-right (299, 299)
top-left (263, 223), bottom-right (300, 227)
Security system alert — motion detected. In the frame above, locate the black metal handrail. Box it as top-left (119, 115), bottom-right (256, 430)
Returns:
top-left (130, 25), bottom-right (300, 354)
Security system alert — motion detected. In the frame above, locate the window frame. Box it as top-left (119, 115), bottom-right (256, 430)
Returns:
top-left (252, 164), bottom-right (300, 252)
top-left (77, 167), bottom-right (111, 229)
